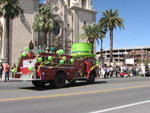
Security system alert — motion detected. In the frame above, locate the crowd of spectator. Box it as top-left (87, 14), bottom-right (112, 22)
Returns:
top-left (98, 64), bottom-right (143, 78)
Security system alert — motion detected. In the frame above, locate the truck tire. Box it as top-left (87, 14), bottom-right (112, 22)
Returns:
top-left (69, 80), bottom-right (76, 86)
top-left (54, 72), bottom-right (66, 88)
top-left (32, 81), bottom-right (45, 88)
top-left (87, 72), bottom-right (96, 84)
top-left (49, 81), bottom-right (55, 87)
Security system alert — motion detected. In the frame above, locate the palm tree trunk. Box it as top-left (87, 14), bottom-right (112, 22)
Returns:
top-left (110, 30), bottom-right (113, 64)
top-left (100, 38), bottom-right (104, 67)
top-left (91, 43), bottom-right (94, 53)
top-left (0, 24), bottom-right (3, 57)
top-left (89, 38), bottom-right (94, 53)
top-left (100, 38), bottom-right (103, 57)
top-left (1, 17), bottom-right (9, 63)
top-left (47, 32), bottom-right (49, 47)
top-left (44, 31), bottom-right (47, 48)
top-left (89, 41), bottom-right (94, 54)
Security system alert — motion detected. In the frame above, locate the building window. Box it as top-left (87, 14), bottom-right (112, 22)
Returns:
top-left (68, 0), bottom-right (70, 7)
top-left (82, 0), bottom-right (87, 8)
top-left (84, 21), bottom-right (86, 26)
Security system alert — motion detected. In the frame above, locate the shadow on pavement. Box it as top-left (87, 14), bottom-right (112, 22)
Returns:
top-left (18, 80), bottom-right (107, 91)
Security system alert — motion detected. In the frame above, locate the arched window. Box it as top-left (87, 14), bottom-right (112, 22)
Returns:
top-left (68, 0), bottom-right (70, 7)
top-left (84, 21), bottom-right (86, 26)
top-left (82, 0), bottom-right (87, 8)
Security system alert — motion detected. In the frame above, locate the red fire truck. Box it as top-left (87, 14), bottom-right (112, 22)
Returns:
top-left (13, 52), bottom-right (98, 88)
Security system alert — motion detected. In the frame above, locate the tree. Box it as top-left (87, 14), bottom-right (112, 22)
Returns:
top-left (81, 24), bottom-right (99, 53)
top-left (99, 9), bottom-right (124, 64)
top-left (97, 26), bottom-right (106, 65)
top-left (0, 0), bottom-right (23, 63)
top-left (32, 4), bottom-right (55, 47)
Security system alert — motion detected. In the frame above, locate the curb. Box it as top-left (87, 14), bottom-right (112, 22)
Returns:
top-left (0, 78), bottom-right (20, 82)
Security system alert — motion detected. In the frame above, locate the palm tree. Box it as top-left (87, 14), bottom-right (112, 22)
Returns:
top-left (32, 4), bottom-right (54, 47)
top-left (0, 0), bottom-right (23, 63)
top-left (97, 26), bottom-right (106, 65)
top-left (81, 24), bottom-right (99, 53)
top-left (99, 9), bottom-right (124, 64)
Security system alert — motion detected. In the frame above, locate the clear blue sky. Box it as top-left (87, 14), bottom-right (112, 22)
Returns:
top-left (94, 0), bottom-right (150, 51)
top-left (40, 0), bottom-right (150, 51)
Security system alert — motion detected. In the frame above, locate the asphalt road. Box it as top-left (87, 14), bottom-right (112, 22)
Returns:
top-left (0, 76), bottom-right (150, 113)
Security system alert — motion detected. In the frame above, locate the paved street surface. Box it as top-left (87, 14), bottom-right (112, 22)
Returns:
top-left (0, 76), bottom-right (150, 113)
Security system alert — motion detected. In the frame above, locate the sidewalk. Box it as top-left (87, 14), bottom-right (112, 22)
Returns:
top-left (0, 77), bottom-right (19, 82)
top-left (0, 74), bottom-right (15, 82)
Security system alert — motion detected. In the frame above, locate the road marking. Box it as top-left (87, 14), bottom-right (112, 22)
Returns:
top-left (0, 84), bottom-right (150, 102)
top-left (90, 100), bottom-right (150, 113)
top-left (72, 80), bottom-right (150, 89)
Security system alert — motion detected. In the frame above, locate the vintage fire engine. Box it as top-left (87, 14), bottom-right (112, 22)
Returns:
top-left (13, 52), bottom-right (98, 88)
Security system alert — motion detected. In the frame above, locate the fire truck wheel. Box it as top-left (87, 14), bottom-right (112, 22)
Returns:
top-left (32, 81), bottom-right (45, 88)
top-left (69, 80), bottom-right (76, 85)
top-left (54, 72), bottom-right (66, 88)
top-left (87, 72), bottom-right (96, 84)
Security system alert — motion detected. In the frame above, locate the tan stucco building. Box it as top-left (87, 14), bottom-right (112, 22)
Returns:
top-left (0, 0), bottom-right (96, 65)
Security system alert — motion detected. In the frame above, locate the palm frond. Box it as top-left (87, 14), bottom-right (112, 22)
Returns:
top-left (32, 4), bottom-right (55, 33)
top-left (100, 9), bottom-right (124, 31)
top-left (0, 0), bottom-right (23, 19)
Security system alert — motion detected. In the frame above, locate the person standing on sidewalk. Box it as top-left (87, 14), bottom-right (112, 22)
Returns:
top-left (3, 63), bottom-right (10, 82)
top-left (104, 66), bottom-right (109, 78)
top-left (0, 63), bottom-right (3, 79)
top-left (11, 63), bottom-right (16, 78)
